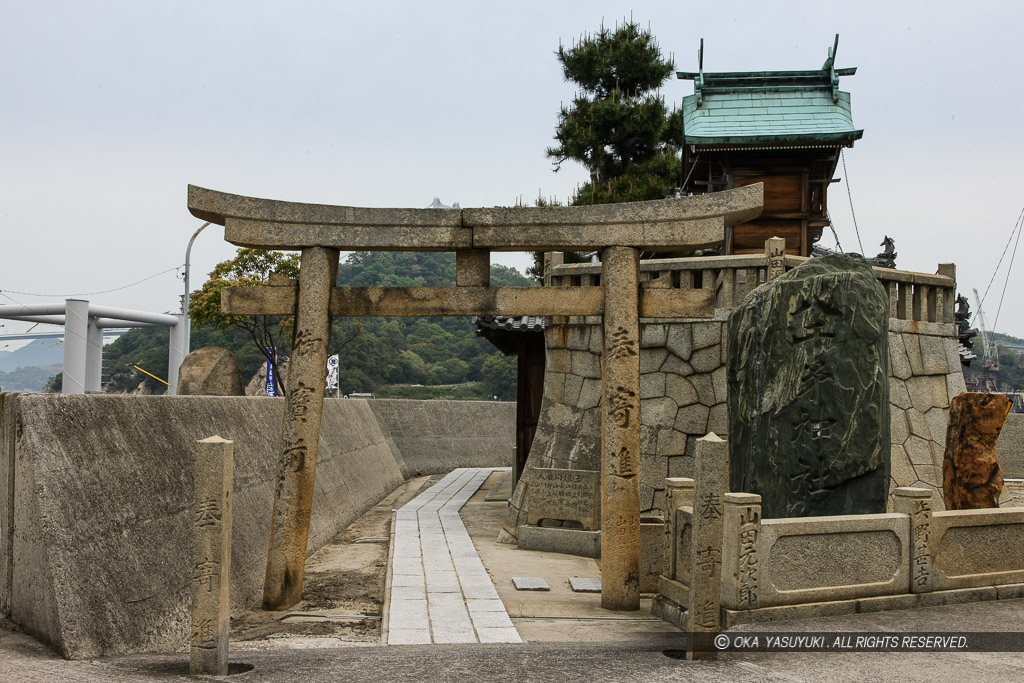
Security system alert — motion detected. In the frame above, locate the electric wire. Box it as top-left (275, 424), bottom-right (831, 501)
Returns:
top-left (971, 206), bottom-right (1024, 326)
top-left (0, 266), bottom-right (182, 298)
top-left (840, 150), bottom-right (865, 254)
top-left (825, 210), bottom-right (845, 253)
top-left (992, 210), bottom-right (1024, 332)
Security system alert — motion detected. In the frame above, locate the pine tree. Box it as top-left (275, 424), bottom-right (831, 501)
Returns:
top-left (546, 21), bottom-right (683, 205)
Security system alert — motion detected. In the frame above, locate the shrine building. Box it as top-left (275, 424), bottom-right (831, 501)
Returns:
top-left (677, 36), bottom-right (863, 255)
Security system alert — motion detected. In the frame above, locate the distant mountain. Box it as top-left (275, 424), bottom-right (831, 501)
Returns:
top-left (0, 365), bottom-right (61, 392)
top-left (0, 340), bottom-right (64, 373)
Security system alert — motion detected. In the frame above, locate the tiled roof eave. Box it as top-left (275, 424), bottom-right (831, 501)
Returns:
top-left (686, 130), bottom-right (863, 148)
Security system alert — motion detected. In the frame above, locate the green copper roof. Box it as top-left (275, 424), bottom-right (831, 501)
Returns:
top-left (678, 36), bottom-right (863, 147)
top-left (681, 89), bottom-right (862, 147)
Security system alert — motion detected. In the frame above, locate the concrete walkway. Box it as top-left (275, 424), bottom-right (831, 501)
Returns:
top-left (386, 468), bottom-right (522, 645)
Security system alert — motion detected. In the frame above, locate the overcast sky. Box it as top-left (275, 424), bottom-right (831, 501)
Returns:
top-left (3, 1), bottom-right (1023, 348)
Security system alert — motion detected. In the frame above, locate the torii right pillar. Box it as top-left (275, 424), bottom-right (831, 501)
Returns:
top-left (600, 246), bottom-right (641, 610)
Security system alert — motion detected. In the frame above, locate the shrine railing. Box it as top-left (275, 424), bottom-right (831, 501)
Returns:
top-left (551, 247), bottom-right (957, 325)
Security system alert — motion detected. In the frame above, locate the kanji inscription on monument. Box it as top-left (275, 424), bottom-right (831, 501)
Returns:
top-left (728, 254), bottom-right (890, 518)
top-left (526, 468), bottom-right (600, 530)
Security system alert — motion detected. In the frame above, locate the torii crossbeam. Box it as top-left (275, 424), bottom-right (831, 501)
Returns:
top-left (188, 183), bottom-right (762, 612)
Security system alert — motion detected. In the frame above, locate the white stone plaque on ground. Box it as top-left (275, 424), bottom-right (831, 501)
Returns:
top-left (512, 577), bottom-right (551, 591)
top-left (568, 577), bottom-right (602, 593)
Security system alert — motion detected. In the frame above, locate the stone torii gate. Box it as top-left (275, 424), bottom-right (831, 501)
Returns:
top-left (188, 183), bottom-right (762, 612)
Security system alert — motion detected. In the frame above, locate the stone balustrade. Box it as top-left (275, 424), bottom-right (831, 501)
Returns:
top-left (551, 252), bottom-right (957, 324)
top-left (654, 485), bottom-right (1024, 630)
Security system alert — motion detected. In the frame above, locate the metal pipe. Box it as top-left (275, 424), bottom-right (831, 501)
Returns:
top-left (93, 318), bottom-right (165, 329)
top-left (0, 304), bottom-right (178, 327)
top-left (183, 222), bottom-right (212, 354)
top-left (0, 314), bottom-right (68, 325)
top-left (0, 303), bottom-right (68, 317)
top-left (86, 306), bottom-right (179, 327)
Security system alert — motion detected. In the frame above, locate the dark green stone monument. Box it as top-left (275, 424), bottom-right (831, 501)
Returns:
top-left (727, 254), bottom-right (890, 517)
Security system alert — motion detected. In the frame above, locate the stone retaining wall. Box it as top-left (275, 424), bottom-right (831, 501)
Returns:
top-left (0, 394), bottom-right (513, 659)
top-left (887, 320), bottom-right (967, 508)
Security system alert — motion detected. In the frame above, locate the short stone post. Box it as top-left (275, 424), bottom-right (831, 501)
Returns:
top-left (263, 246), bottom-right (339, 610)
top-left (191, 436), bottom-right (233, 676)
top-left (664, 478), bottom-right (695, 580)
top-left (894, 487), bottom-right (933, 593)
top-left (764, 237), bottom-right (786, 281)
top-left (600, 245), bottom-right (641, 611)
top-left (720, 493), bottom-right (761, 611)
top-left (688, 433), bottom-right (728, 661)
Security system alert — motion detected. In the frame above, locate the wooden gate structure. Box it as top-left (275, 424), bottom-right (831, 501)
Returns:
top-left (188, 183), bottom-right (763, 612)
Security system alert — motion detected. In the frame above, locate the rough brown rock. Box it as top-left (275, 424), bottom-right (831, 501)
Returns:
top-left (177, 348), bottom-right (244, 396)
top-left (943, 392), bottom-right (1010, 509)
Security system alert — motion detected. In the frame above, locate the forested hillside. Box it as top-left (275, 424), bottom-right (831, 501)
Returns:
top-left (94, 252), bottom-right (534, 398)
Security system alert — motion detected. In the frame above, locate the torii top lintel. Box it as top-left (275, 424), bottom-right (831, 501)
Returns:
top-left (187, 184), bottom-right (763, 252)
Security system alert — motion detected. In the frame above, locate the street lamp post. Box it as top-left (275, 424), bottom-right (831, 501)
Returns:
top-left (183, 221), bottom-right (211, 354)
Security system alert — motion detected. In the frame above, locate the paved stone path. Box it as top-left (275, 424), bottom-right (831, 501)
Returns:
top-left (387, 468), bottom-right (522, 645)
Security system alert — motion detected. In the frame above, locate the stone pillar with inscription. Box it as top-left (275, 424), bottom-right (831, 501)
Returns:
top-left (263, 246), bottom-right (339, 610)
top-left (765, 236), bottom-right (786, 281)
top-left (664, 478), bottom-right (695, 580)
top-left (600, 245), bottom-right (641, 611)
top-left (687, 433), bottom-right (727, 661)
top-left (894, 487), bottom-right (933, 593)
top-left (191, 436), bottom-right (233, 676)
top-left (720, 493), bottom-right (761, 611)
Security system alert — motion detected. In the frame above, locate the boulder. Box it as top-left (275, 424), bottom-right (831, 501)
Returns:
top-left (727, 254), bottom-right (891, 517)
top-left (943, 392), bottom-right (1009, 509)
top-left (177, 348), bottom-right (244, 396)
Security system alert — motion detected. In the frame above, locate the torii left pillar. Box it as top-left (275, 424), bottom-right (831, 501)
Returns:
top-left (262, 247), bottom-right (338, 610)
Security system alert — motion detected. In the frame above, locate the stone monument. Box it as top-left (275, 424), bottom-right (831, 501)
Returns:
top-left (727, 253), bottom-right (891, 517)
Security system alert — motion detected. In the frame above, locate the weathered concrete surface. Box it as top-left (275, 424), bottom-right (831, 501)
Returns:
top-left (997, 412), bottom-right (1024, 478)
top-left (0, 394), bottom-right (407, 659)
top-left (517, 526), bottom-right (602, 558)
top-left (728, 254), bottom-right (891, 518)
top-left (177, 347), bottom-right (244, 396)
top-left (365, 399), bottom-right (514, 477)
top-left (943, 392), bottom-right (1010, 509)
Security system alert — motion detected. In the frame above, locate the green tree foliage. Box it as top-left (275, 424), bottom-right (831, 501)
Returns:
top-left (100, 252), bottom-right (535, 398)
top-left (329, 252), bottom-right (535, 397)
top-left (188, 248), bottom-right (302, 395)
top-left (482, 353), bottom-right (517, 400)
top-left (546, 20), bottom-right (683, 206)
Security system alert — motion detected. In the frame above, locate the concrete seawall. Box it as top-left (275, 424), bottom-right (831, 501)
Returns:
top-left (999, 412), bottom-right (1024, 478)
top-left (0, 394), bottom-right (513, 659)
top-left (366, 399), bottom-right (515, 476)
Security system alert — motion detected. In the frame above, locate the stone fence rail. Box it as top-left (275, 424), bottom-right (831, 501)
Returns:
top-left (551, 253), bottom-right (957, 324)
top-left (656, 482), bottom-right (1024, 630)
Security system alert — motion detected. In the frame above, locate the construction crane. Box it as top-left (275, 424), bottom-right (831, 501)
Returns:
top-left (973, 288), bottom-right (1000, 393)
